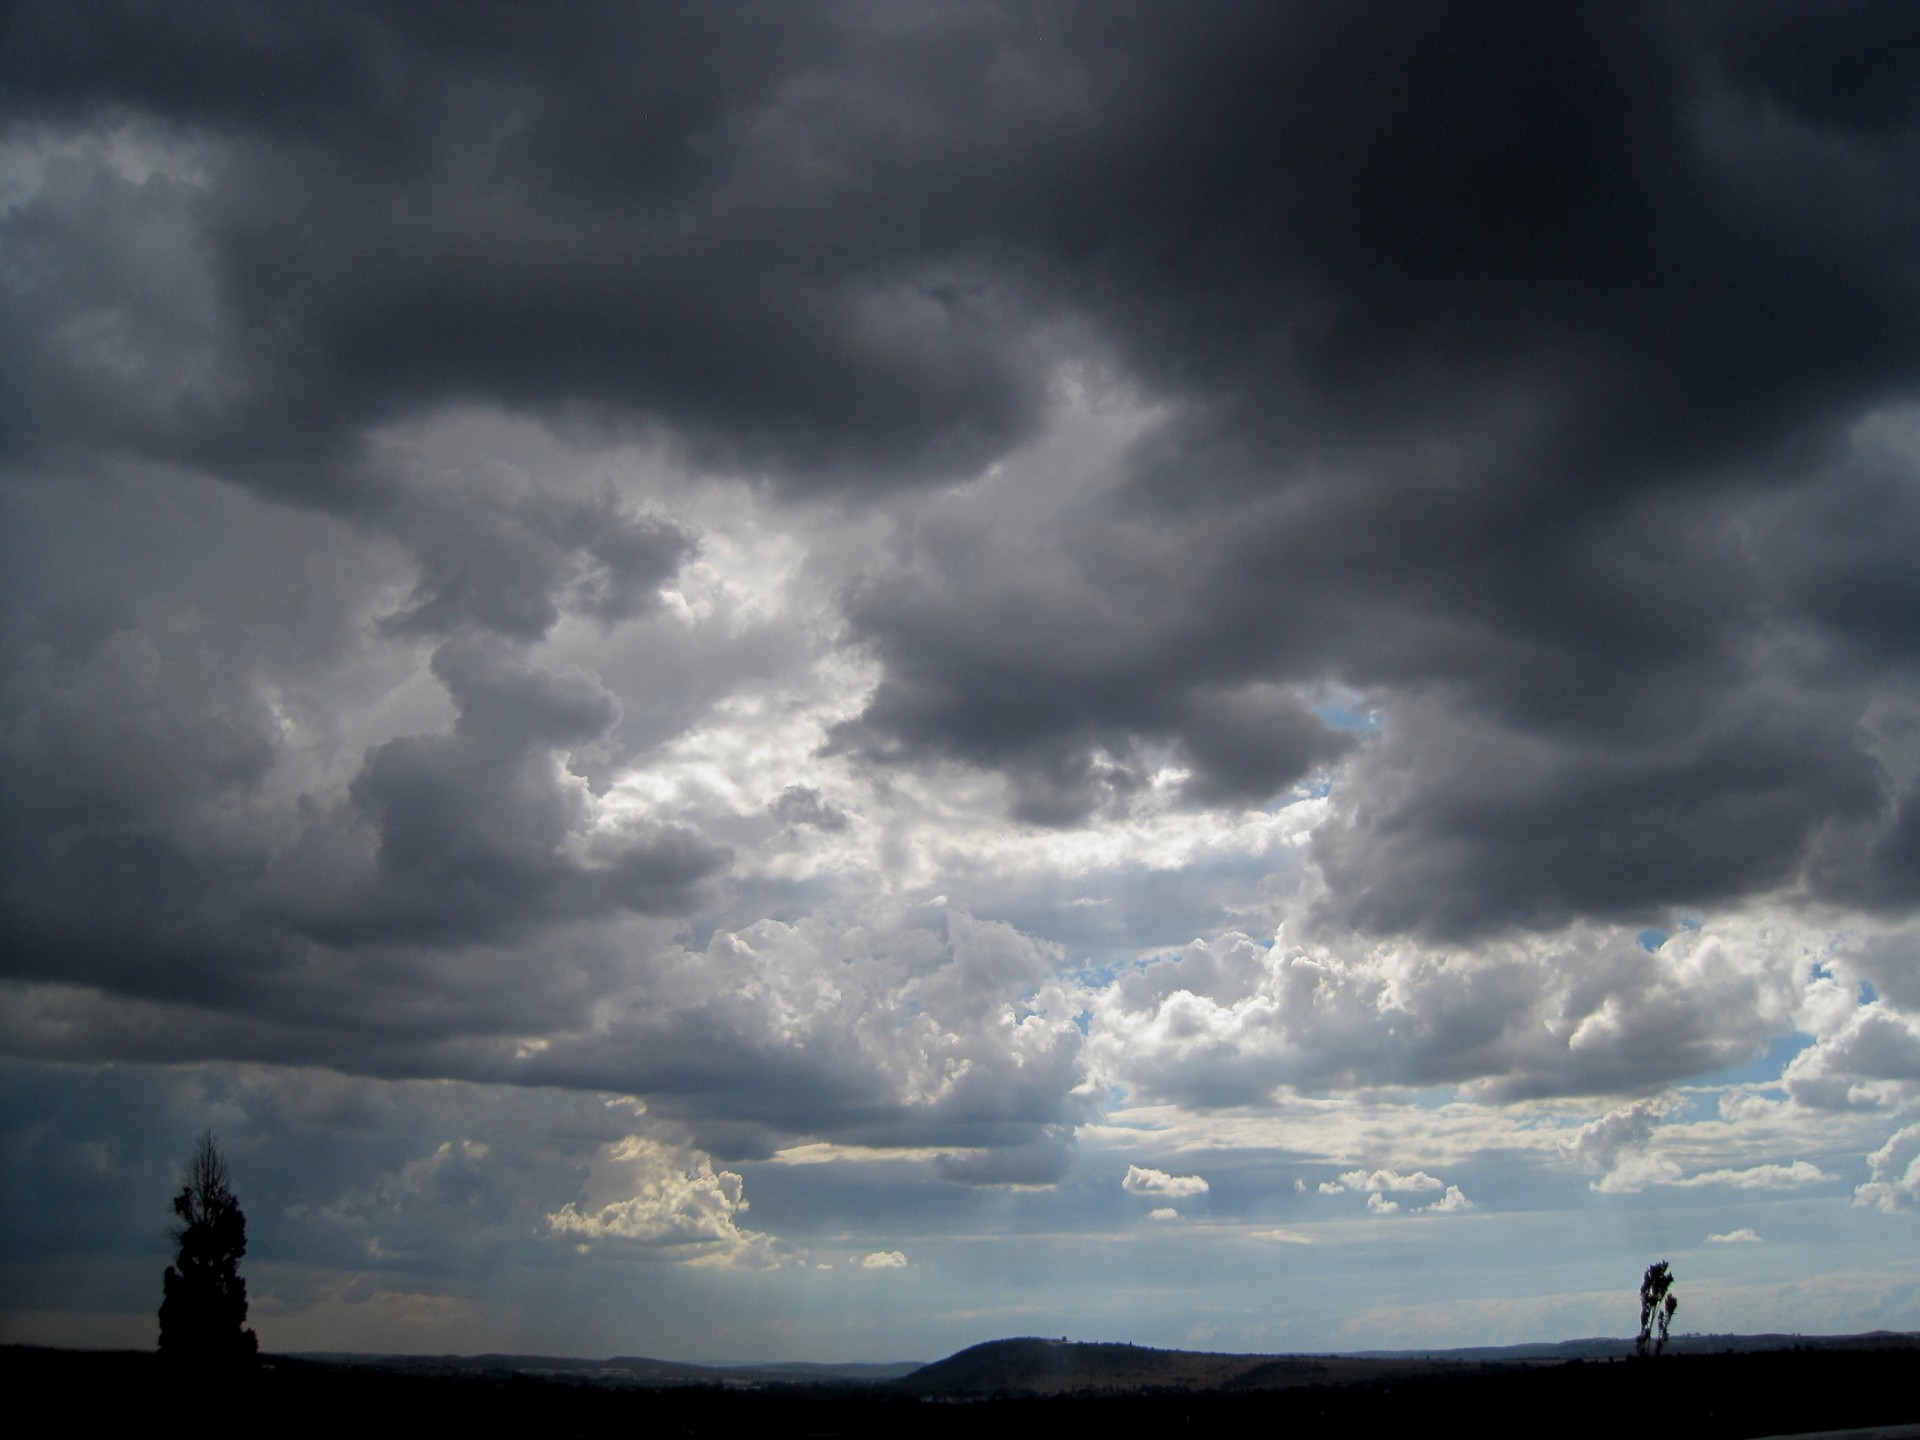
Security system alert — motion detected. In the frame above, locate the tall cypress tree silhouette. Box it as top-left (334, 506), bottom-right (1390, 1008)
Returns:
top-left (158, 1131), bottom-right (258, 1361)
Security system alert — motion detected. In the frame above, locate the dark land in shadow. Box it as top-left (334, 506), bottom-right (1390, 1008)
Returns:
top-left (9, 1334), bottom-right (1917, 1438)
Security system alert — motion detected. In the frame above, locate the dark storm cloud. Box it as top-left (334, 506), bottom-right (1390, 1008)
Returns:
top-left (383, 491), bottom-right (692, 641)
top-left (7, 3), bottom-right (1920, 983)
top-left (0, 0), bottom-right (1049, 500)
top-left (771, 785), bottom-right (851, 833)
top-left (319, 637), bottom-right (727, 943)
top-left (0, 557), bottom-right (723, 1019)
top-left (824, 2), bottom-right (1920, 929)
top-left (1311, 685), bottom-right (1885, 937)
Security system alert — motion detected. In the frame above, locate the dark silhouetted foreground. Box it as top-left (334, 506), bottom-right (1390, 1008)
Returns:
top-left (7, 1340), bottom-right (1917, 1439)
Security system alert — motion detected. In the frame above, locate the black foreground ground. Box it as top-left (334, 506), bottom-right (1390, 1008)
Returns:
top-left (8, 1342), bottom-right (1916, 1439)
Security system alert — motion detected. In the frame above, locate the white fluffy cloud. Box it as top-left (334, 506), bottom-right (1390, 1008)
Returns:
top-left (1122, 1165), bottom-right (1211, 1198)
top-left (1338, 1169), bottom-right (1445, 1194)
top-left (1088, 917), bottom-right (1813, 1106)
top-left (1560, 1099), bottom-right (1837, 1194)
top-left (1708, 1229), bottom-right (1763, 1243)
top-left (1560, 1096), bottom-right (1680, 1174)
top-left (860, 1250), bottom-right (908, 1269)
top-left (1560, 1097), bottom-right (1684, 1192)
top-left (1855, 1124), bottom-right (1920, 1212)
top-left (1786, 1005), bottom-right (1920, 1111)
top-left (1334, 1170), bottom-right (1469, 1214)
top-left (498, 907), bottom-right (1092, 1169)
top-left (1425, 1185), bottom-right (1475, 1213)
top-left (546, 1135), bottom-right (771, 1264)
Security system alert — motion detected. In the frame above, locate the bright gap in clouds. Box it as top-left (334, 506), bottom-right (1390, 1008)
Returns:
top-left (5, 1), bottom-right (1920, 1362)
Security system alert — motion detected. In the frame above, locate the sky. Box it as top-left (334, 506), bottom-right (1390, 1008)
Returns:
top-left (5, 0), bottom-right (1920, 1363)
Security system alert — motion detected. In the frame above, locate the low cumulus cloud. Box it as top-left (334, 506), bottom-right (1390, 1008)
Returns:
top-left (1089, 918), bottom-right (1810, 1106)
top-left (1561, 1099), bottom-right (1834, 1194)
top-left (1338, 1169), bottom-right (1445, 1194)
top-left (1121, 1165), bottom-right (1210, 1199)
top-left (1559, 1097), bottom-right (1683, 1191)
top-left (1332, 1169), bottom-right (1469, 1215)
top-left (1672, 1162), bottom-right (1835, 1191)
top-left (1784, 1005), bottom-right (1920, 1111)
top-left (0, 1061), bottom-right (808, 1317)
top-left (1855, 1124), bottom-right (1920, 1212)
top-left (859, 1251), bottom-right (908, 1270)
top-left (546, 1135), bottom-right (772, 1265)
top-left (1708, 1229), bottom-right (1763, 1244)
top-left (508, 910), bottom-right (1092, 1163)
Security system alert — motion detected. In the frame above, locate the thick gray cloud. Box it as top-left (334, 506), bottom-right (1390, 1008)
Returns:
top-left (314, 637), bottom-right (727, 943)
top-left (8, 2), bottom-right (1920, 936)
top-left (820, 4), bottom-right (1920, 928)
top-left (383, 491), bottom-right (690, 642)
top-left (0, 0), bottom-right (1048, 499)
top-left (772, 785), bottom-right (851, 834)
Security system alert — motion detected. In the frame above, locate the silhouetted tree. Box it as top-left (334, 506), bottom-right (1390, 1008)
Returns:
top-left (158, 1131), bottom-right (257, 1361)
top-left (1636, 1260), bottom-right (1678, 1358)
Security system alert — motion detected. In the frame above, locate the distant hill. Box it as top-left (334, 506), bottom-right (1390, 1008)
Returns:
top-left (896, 1338), bottom-right (1265, 1395)
top-left (893, 1331), bottom-right (1920, 1398)
top-left (894, 1337), bottom-right (1475, 1396)
top-left (280, 1329), bottom-right (1920, 1399)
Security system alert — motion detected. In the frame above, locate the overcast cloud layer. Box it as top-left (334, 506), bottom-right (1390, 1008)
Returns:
top-left (5, 1), bottom-right (1920, 1359)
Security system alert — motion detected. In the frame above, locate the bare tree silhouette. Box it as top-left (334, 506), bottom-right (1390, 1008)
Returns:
top-left (157, 1131), bottom-right (258, 1361)
top-left (1636, 1260), bottom-right (1678, 1358)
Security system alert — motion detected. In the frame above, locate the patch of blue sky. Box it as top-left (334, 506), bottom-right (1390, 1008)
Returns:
top-left (1312, 701), bottom-right (1382, 732)
top-left (1069, 959), bottom-right (1126, 989)
top-left (1686, 1031), bottom-right (1815, 1089)
top-left (1368, 1084), bottom-right (1462, 1111)
top-left (1637, 928), bottom-right (1668, 952)
top-left (1302, 681), bottom-right (1382, 734)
